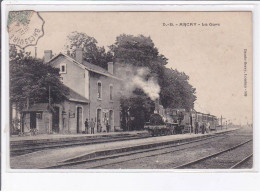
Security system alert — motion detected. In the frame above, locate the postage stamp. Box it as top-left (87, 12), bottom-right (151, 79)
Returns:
top-left (8, 10), bottom-right (45, 49)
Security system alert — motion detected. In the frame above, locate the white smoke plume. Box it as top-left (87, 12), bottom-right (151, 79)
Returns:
top-left (117, 64), bottom-right (160, 101)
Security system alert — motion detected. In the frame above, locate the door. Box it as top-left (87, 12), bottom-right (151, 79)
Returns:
top-left (30, 112), bottom-right (36, 129)
top-left (109, 110), bottom-right (114, 131)
top-left (77, 107), bottom-right (82, 133)
top-left (97, 109), bottom-right (102, 132)
top-left (52, 107), bottom-right (60, 133)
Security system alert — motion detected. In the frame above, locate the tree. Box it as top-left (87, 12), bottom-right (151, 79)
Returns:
top-left (160, 68), bottom-right (197, 111)
top-left (10, 47), bottom-right (69, 112)
top-left (110, 34), bottom-right (167, 76)
top-left (110, 34), bottom-right (168, 130)
top-left (64, 31), bottom-right (113, 69)
top-left (9, 45), bottom-right (31, 62)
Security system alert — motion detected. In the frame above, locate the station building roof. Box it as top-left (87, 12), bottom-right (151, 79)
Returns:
top-left (67, 88), bottom-right (89, 103)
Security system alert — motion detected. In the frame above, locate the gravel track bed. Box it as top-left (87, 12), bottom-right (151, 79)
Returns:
top-left (61, 128), bottom-right (252, 169)
top-left (59, 135), bottom-right (228, 169)
top-left (96, 132), bottom-right (251, 169)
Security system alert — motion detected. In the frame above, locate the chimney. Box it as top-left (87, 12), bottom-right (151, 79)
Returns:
top-left (75, 48), bottom-right (83, 64)
top-left (44, 50), bottom-right (52, 63)
top-left (107, 62), bottom-right (114, 74)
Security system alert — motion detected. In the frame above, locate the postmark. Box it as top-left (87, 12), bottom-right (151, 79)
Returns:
top-left (8, 10), bottom-right (45, 49)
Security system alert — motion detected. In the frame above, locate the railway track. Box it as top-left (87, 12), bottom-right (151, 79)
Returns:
top-left (10, 133), bottom-right (149, 156)
top-left (44, 131), bottom-right (236, 169)
top-left (230, 153), bottom-right (253, 169)
top-left (11, 129), bottom-right (238, 157)
top-left (173, 139), bottom-right (253, 169)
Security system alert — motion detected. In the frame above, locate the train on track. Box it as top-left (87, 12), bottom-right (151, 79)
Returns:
top-left (144, 105), bottom-right (219, 136)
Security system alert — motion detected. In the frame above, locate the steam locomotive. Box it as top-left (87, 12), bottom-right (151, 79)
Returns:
top-left (144, 107), bottom-right (218, 136)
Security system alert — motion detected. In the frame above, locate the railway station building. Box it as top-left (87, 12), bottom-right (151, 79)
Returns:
top-left (18, 49), bottom-right (122, 135)
top-left (46, 49), bottom-right (122, 134)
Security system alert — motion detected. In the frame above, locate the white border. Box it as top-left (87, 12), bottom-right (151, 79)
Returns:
top-left (1, 0), bottom-right (260, 190)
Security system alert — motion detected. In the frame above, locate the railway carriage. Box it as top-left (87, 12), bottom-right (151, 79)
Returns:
top-left (208, 115), bottom-right (218, 131)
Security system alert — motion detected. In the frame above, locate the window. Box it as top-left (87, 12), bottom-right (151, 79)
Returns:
top-left (60, 63), bottom-right (67, 74)
top-left (110, 85), bottom-right (113, 100)
top-left (97, 81), bottom-right (102, 99)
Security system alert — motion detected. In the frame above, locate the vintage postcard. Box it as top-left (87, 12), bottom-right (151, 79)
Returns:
top-left (5, 10), bottom-right (253, 171)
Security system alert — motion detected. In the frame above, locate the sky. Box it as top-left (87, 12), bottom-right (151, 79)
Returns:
top-left (24, 11), bottom-right (253, 125)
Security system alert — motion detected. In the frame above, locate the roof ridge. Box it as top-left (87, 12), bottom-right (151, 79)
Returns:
top-left (48, 53), bottom-right (121, 80)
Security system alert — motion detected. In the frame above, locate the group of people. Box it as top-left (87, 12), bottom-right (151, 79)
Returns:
top-left (194, 121), bottom-right (211, 134)
top-left (84, 118), bottom-right (110, 134)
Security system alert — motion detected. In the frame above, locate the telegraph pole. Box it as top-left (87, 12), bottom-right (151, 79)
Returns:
top-left (48, 80), bottom-right (51, 134)
top-left (48, 85), bottom-right (51, 134)
top-left (48, 85), bottom-right (51, 106)
top-left (226, 121), bottom-right (228, 129)
top-left (47, 73), bottom-right (51, 106)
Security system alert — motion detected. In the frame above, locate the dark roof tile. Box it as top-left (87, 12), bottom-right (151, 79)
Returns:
top-left (66, 88), bottom-right (89, 103)
top-left (82, 60), bottom-right (111, 75)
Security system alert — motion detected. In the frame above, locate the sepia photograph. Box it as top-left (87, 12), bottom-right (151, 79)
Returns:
top-left (6, 10), bottom-right (253, 170)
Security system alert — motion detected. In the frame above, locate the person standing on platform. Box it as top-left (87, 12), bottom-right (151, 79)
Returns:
top-left (207, 122), bottom-right (211, 133)
top-left (195, 121), bottom-right (199, 134)
top-left (90, 118), bottom-right (95, 134)
top-left (201, 123), bottom-right (205, 134)
top-left (97, 121), bottom-right (101, 133)
top-left (84, 118), bottom-right (89, 134)
top-left (106, 120), bottom-right (110, 133)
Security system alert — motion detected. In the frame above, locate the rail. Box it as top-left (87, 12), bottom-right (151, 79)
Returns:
top-left (173, 139), bottom-right (253, 169)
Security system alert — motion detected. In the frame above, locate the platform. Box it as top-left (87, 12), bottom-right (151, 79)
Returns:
top-left (10, 130), bottom-right (146, 142)
top-left (10, 128), bottom-right (238, 169)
